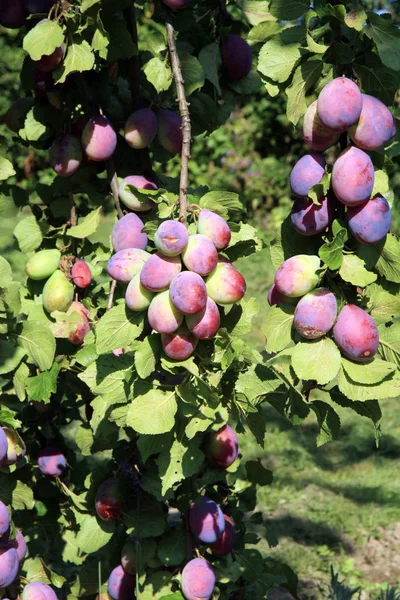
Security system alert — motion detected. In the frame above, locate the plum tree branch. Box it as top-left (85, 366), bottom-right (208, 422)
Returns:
top-left (107, 280), bottom-right (117, 311)
top-left (165, 17), bottom-right (191, 226)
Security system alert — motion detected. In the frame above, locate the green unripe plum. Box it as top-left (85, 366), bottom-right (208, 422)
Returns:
top-left (206, 261), bottom-right (246, 305)
top-left (125, 274), bottom-right (154, 311)
top-left (148, 290), bottom-right (184, 334)
top-left (42, 270), bottom-right (74, 313)
top-left (274, 255), bottom-right (320, 298)
top-left (25, 249), bottom-right (60, 280)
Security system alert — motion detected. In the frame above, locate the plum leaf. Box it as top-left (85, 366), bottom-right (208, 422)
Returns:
top-left (291, 338), bottom-right (341, 385)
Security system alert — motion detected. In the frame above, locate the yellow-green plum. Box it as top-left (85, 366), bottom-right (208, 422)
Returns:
top-left (71, 259), bottom-right (92, 288)
top-left (197, 209), bottom-right (231, 250)
top-left (118, 175), bottom-right (157, 212)
top-left (347, 194), bottom-right (392, 244)
top-left (1, 428), bottom-right (26, 466)
top-left (186, 297), bottom-right (220, 339)
top-left (147, 290), bottom-right (183, 334)
top-left (205, 424), bottom-right (238, 468)
top-left (220, 34), bottom-right (252, 81)
top-left (348, 94), bottom-right (397, 151)
top-left (0, 502), bottom-right (10, 536)
top-left (112, 213), bottom-right (148, 252)
top-left (0, 546), bottom-right (18, 588)
top-left (49, 134), bottom-right (82, 177)
top-left (289, 153), bottom-right (325, 198)
top-left (125, 274), bottom-right (153, 311)
top-left (124, 108), bottom-right (158, 149)
top-left (290, 193), bottom-right (334, 236)
top-left (65, 301), bottom-right (91, 345)
top-left (274, 255), bottom-right (320, 298)
top-left (333, 304), bottom-right (379, 362)
top-left (107, 249), bottom-right (150, 283)
top-left (43, 270), bottom-right (74, 313)
top-left (81, 115), bottom-right (117, 161)
top-left (293, 288), bottom-right (337, 339)
top-left (154, 220), bottom-right (188, 256)
top-left (4, 98), bottom-right (34, 133)
top-left (189, 496), bottom-right (225, 543)
top-left (161, 326), bottom-right (198, 360)
top-left (332, 147), bottom-right (374, 206)
top-left (140, 252), bottom-right (182, 292)
top-left (107, 565), bottom-right (135, 600)
top-left (157, 110), bottom-right (182, 154)
top-left (22, 582), bottom-right (58, 600)
top-left (38, 446), bottom-right (67, 477)
top-left (317, 77), bottom-right (363, 132)
top-left (302, 100), bottom-right (340, 151)
top-left (169, 272), bottom-right (207, 315)
top-left (210, 515), bottom-right (235, 556)
top-left (25, 249), bottom-right (60, 280)
top-left (121, 540), bottom-right (136, 575)
top-left (206, 261), bottom-right (246, 305)
top-left (182, 234), bottom-right (218, 276)
top-left (181, 558), bottom-right (216, 600)
top-left (0, 428), bottom-right (7, 464)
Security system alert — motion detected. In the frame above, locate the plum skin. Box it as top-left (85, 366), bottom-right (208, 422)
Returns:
top-left (0, 427), bottom-right (8, 463)
top-left (121, 540), bottom-right (136, 575)
top-left (0, 546), bottom-right (19, 588)
top-left (154, 220), bottom-right (188, 256)
top-left (348, 94), bottom-right (397, 151)
top-left (71, 259), bottom-right (92, 288)
top-left (107, 248), bottom-right (150, 283)
top-left (157, 110), bottom-right (183, 154)
top-left (147, 290), bottom-right (184, 334)
top-left (289, 153), bottom-right (325, 198)
top-left (291, 193), bottom-right (334, 236)
top-left (347, 194), bottom-right (392, 244)
top-left (66, 301), bottom-right (91, 345)
top-left (95, 479), bottom-right (124, 521)
top-left (0, 0), bottom-right (25, 28)
top-left (333, 304), bottom-right (379, 362)
top-left (206, 261), bottom-right (246, 305)
top-left (197, 209), bottom-right (231, 250)
top-left (25, 249), bottom-right (60, 281)
top-left (49, 134), bottom-right (82, 177)
top-left (112, 213), bottom-right (148, 252)
top-left (125, 274), bottom-right (154, 311)
top-left (181, 557), bottom-right (216, 600)
top-left (274, 255), bottom-right (320, 298)
top-left (267, 284), bottom-right (295, 307)
top-left (302, 100), bottom-right (339, 151)
top-left (10, 530), bottom-right (27, 563)
top-left (22, 582), bottom-right (58, 600)
top-left (140, 252), bottom-right (182, 292)
top-left (118, 175), bottom-right (157, 212)
top-left (162, 0), bottom-right (193, 7)
top-left (205, 424), bottom-right (239, 468)
top-left (1, 428), bottom-right (26, 466)
top-left (38, 446), bottom-right (67, 477)
top-left (169, 272), bottom-right (208, 315)
top-left (210, 515), bottom-right (235, 556)
top-left (317, 76), bottom-right (363, 132)
top-left (42, 270), bottom-right (74, 313)
top-left (0, 502), bottom-right (10, 537)
top-left (161, 326), bottom-right (198, 360)
top-left (189, 496), bottom-right (225, 544)
top-left (221, 34), bottom-right (252, 81)
top-left (186, 297), bottom-right (220, 339)
top-left (293, 288), bottom-right (337, 339)
top-left (124, 108), bottom-right (158, 149)
top-left (332, 147), bottom-right (374, 207)
top-left (107, 565), bottom-right (135, 600)
top-left (81, 115), bottom-right (117, 161)
top-left (182, 235), bottom-right (218, 276)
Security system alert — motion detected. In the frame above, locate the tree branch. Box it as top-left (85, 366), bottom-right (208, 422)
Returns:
top-left (107, 280), bottom-right (117, 311)
top-left (165, 17), bottom-right (191, 226)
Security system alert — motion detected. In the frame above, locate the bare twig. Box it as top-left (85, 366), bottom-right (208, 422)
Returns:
top-left (107, 280), bottom-right (117, 311)
top-left (165, 17), bottom-right (191, 226)
top-left (106, 160), bottom-right (124, 219)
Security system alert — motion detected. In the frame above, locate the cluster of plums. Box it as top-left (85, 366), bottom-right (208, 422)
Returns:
top-left (93, 425), bottom-right (239, 600)
top-left (107, 208), bottom-right (246, 360)
top-left (289, 77), bottom-right (396, 244)
top-left (269, 254), bottom-right (379, 363)
top-left (0, 501), bottom-right (27, 589)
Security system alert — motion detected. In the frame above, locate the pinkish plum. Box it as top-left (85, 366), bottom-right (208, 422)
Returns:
top-left (0, 546), bottom-right (18, 588)
top-left (349, 94), bottom-right (397, 151)
top-left (95, 479), bottom-right (124, 522)
top-left (112, 213), bottom-right (148, 252)
top-left (124, 108), bottom-right (158, 149)
top-left (206, 261), bottom-right (246, 305)
top-left (107, 565), bottom-right (135, 600)
top-left (317, 77), bottom-right (363, 132)
top-left (333, 304), bottom-right (379, 362)
top-left (10, 530), bottom-right (27, 563)
top-left (182, 234), bottom-right (218, 276)
top-left (66, 301), bottom-right (90, 345)
top-left (332, 147), bottom-right (374, 206)
top-left (157, 110), bottom-right (182, 154)
top-left (71, 259), bottom-right (92, 288)
top-left (210, 515), bottom-right (235, 556)
top-left (22, 582), bottom-right (58, 600)
top-left (125, 273), bottom-right (154, 311)
top-left (274, 255), bottom-right (320, 298)
top-left (186, 297), bottom-right (220, 339)
top-left (347, 194), bottom-right (391, 245)
top-left (107, 248), bottom-right (150, 283)
top-left (289, 153), bottom-right (326, 198)
top-left (38, 446), bottom-right (67, 477)
top-left (221, 34), bottom-right (252, 81)
top-left (81, 115), bottom-right (117, 161)
top-left (205, 424), bottom-right (238, 468)
top-left (293, 288), bottom-right (337, 339)
top-left (161, 326), bottom-right (198, 360)
top-left (154, 220), bottom-right (188, 256)
top-left (49, 134), bottom-right (82, 177)
top-left (0, 502), bottom-right (10, 537)
top-left (267, 284), bottom-right (295, 307)
top-left (181, 558), bottom-right (215, 600)
top-left (197, 209), bottom-right (231, 250)
top-left (302, 100), bottom-right (340, 151)
top-left (290, 193), bottom-right (334, 236)
top-left (33, 38), bottom-right (63, 73)
top-left (147, 290), bottom-right (184, 334)
top-left (140, 252), bottom-right (182, 292)
top-left (1, 428), bottom-right (26, 466)
top-left (0, 428), bottom-right (8, 463)
top-left (189, 496), bottom-right (225, 544)
top-left (169, 272), bottom-right (207, 315)
top-left (162, 0), bottom-right (193, 7)
top-left (118, 175), bottom-right (157, 212)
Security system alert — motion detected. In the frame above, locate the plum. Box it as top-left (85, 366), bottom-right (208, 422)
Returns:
top-left (121, 540), bottom-right (136, 575)
top-left (332, 146), bottom-right (374, 206)
top-left (140, 252), bottom-right (182, 292)
top-left (0, 427), bottom-right (7, 463)
top-left (81, 115), bottom-right (117, 161)
top-left (1, 428), bottom-right (26, 466)
top-left (349, 94), bottom-right (397, 151)
top-left (154, 220), bottom-right (188, 256)
top-left (38, 446), bottom-right (67, 477)
top-left (268, 284), bottom-right (296, 307)
top-left (22, 582), bottom-right (58, 600)
top-left (181, 557), bottom-right (216, 600)
top-left (0, 502), bottom-right (10, 537)
top-left (186, 297), bottom-right (220, 339)
top-left (0, 546), bottom-right (18, 588)
top-left (197, 209), bottom-right (231, 250)
top-left (293, 288), bottom-right (337, 339)
top-left (157, 110), bottom-right (182, 154)
top-left (210, 515), bottom-right (235, 556)
top-left (161, 326), bottom-right (198, 360)
top-left (162, 0), bottom-right (193, 8)
top-left (182, 234), bottom-right (218, 276)
top-left (333, 305), bottom-right (379, 362)
top-left (25, 249), bottom-right (60, 280)
top-left (0, 0), bottom-right (25, 28)
top-left (189, 496), bottom-right (225, 544)
top-left (107, 565), bottom-right (135, 600)
top-left (302, 100), bottom-right (340, 151)
top-left (24, 0), bottom-right (54, 13)
top-left (33, 28), bottom-right (63, 73)
top-left (317, 77), bottom-right (363, 132)
top-left (206, 261), bottom-right (246, 305)
top-left (169, 272), bottom-right (207, 315)
top-left (49, 134), bottom-right (82, 177)
top-left (289, 153), bottom-right (326, 198)
top-left (10, 530), bottom-right (27, 563)
top-left (147, 290), bottom-right (184, 334)
top-left (4, 98), bottom-right (34, 133)
top-left (290, 193), bottom-right (334, 236)
top-left (118, 175), bottom-right (157, 212)
top-left (347, 194), bottom-right (391, 245)
top-left (64, 301), bottom-right (90, 345)
top-left (42, 270), bottom-right (74, 313)
top-left (107, 248), bottom-right (150, 283)
top-left (125, 273), bottom-right (154, 311)
top-left (274, 255), bottom-right (320, 298)
top-left (221, 34), bottom-right (252, 81)
top-left (71, 259), bottom-right (92, 288)
top-left (205, 424), bottom-right (238, 468)
top-left (33, 68), bottom-right (57, 96)
top-left (112, 213), bottom-right (148, 252)
top-left (124, 108), bottom-right (158, 149)
top-left (95, 479), bottom-right (124, 521)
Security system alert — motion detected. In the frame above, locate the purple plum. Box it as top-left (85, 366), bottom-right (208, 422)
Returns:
top-left (289, 153), bottom-right (326, 198)
top-left (290, 193), bottom-right (334, 236)
top-left (10, 530), bottom-right (27, 563)
top-left (186, 297), bottom-right (220, 339)
top-left (38, 446), bottom-right (67, 477)
top-left (22, 582), bottom-right (58, 600)
top-left (210, 514), bottom-right (235, 556)
top-left (161, 326), bottom-right (198, 360)
top-left (154, 220), bottom-right (189, 256)
top-left (347, 194), bottom-right (391, 245)
top-left (274, 255), bottom-right (320, 298)
top-left (189, 496), bottom-right (225, 544)
top-left (147, 290), bottom-right (184, 334)
top-left (267, 284), bottom-right (295, 307)
top-left (0, 0), bottom-right (25, 28)
top-left (81, 115), bottom-right (117, 161)
top-left (205, 424), bottom-right (239, 468)
top-left (317, 76), bottom-right (363, 132)
top-left (162, 0), bottom-right (193, 7)
top-left (112, 213), bottom-right (148, 252)
top-left (0, 427), bottom-right (8, 463)
top-left (302, 100), bottom-right (340, 151)
top-left (2, 428), bottom-right (26, 466)
top-left (95, 479), bottom-right (124, 522)
top-left (118, 175), bottom-right (156, 212)
top-left (4, 98), bottom-right (34, 133)
top-left (181, 557), bottom-right (216, 600)
top-left (107, 248), bottom-right (150, 283)
top-left (169, 272), bottom-right (207, 315)
top-left (0, 546), bottom-right (18, 588)
top-left (157, 110), bottom-right (182, 154)
top-left (140, 252), bottom-right (182, 292)
top-left (71, 259), bottom-right (92, 288)
top-left (182, 234), bottom-right (218, 276)
top-left (220, 34), bottom-right (252, 81)
top-left (333, 304), bottom-right (379, 362)
top-left (206, 260), bottom-right (246, 305)
top-left (121, 540), bottom-right (136, 575)
top-left (332, 146), bottom-right (374, 206)
top-left (124, 108), bottom-right (158, 149)
top-left (125, 273), bottom-right (154, 311)
top-left (293, 288), bottom-right (337, 339)
top-left (0, 502), bottom-right (10, 537)
top-left (348, 94), bottom-right (397, 151)
top-left (197, 209), bottom-right (231, 250)
top-left (107, 565), bottom-right (135, 600)
top-left (49, 134), bottom-right (82, 177)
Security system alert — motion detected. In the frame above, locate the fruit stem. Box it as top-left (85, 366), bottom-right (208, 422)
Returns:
top-left (165, 17), bottom-right (191, 226)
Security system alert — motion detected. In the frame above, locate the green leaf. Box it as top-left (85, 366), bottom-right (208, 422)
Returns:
top-left (13, 362), bottom-right (30, 402)
top-left (144, 57), bottom-right (172, 93)
top-left (269, 0), bottom-right (310, 20)
top-left (286, 59), bottom-right (323, 126)
top-left (23, 20), bottom-right (64, 61)
top-left (262, 306), bottom-right (294, 354)
top-left (18, 321), bottom-right (56, 371)
top-left (291, 338), bottom-right (341, 385)
top-left (324, 43), bottom-right (355, 65)
top-left (358, 234), bottom-right (400, 284)
top-left (246, 459), bottom-right (273, 486)
top-left (0, 477), bottom-right (35, 510)
top-left (67, 208), bottom-right (101, 239)
top-left (157, 529), bottom-right (186, 567)
top-left (355, 55), bottom-right (400, 106)
top-left (54, 40), bottom-right (95, 84)
top-left (371, 170), bottom-right (389, 198)
top-left (339, 254), bottom-right (377, 287)
top-left (0, 340), bottom-right (25, 375)
top-left (330, 391), bottom-right (381, 440)
top-left (0, 157), bottom-right (16, 181)
top-left (337, 367), bottom-right (400, 401)
top-left (180, 55), bottom-right (205, 96)
top-left (319, 223), bottom-right (348, 270)
top-left (198, 43), bottom-right (221, 94)
top-left (95, 304), bottom-right (144, 355)
top-left (378, 319), bottom-right (400, 366)
top-left (238, 1), bottom-right (272, 25)
top-left (26, 363), bottom-right (60, 403)
top-left (157, 439), bottom-right (204, 496)
top-left (81, 0), bottom-right (101, 10)
top-left (138, 433), bottom-right (173, 463)
top-left (123, 494), bottom-right (165, 538)
top-left (344, 5), bottom-right (367, 30)
top-left (258, 38), bottom-right (302, 83)
top-left (134, 335), bottom-right (158, 379)
top-left (0, 256), bottom-right (13, 287)
top-left (126, 390), bottom-right (177, 435)
top-left (311, 400), bottom-right (341, 447)
top-left (235, 365), bottom-right (281, 405)
top-left (248, 21), bottom-right (283, 43)
top-left (308, 172), bottom-right (331, 205)
top-left (75, 514), bottom-right (115, 554)
top-left (365, 12), bottom-right (400, 72)
top-left (13, 215), bottom-right (43, 253)
top-left (367, 282), bottom-right (400, 325)
top-left (199, 190), bottom-right (242, 220)
top-left (226, 297), bottom-right (259, 337)
top-left (341, 357), bottom-right (397, 385)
